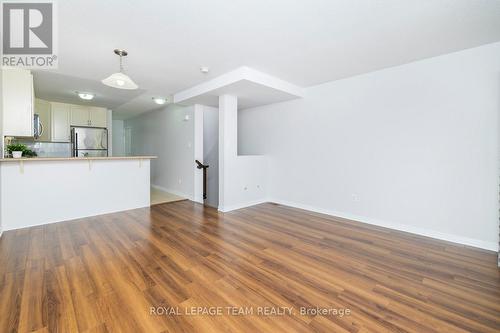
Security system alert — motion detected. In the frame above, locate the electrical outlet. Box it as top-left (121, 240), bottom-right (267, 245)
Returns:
top-left (178, 179), bottom-right (182, 184)
top-left (351, 194), bottom-right (359, 202)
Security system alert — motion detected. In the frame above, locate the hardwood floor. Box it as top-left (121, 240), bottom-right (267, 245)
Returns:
top-left (150, 187), bottom-right (186, 206)
top-left (0, 201), bottom-right (499, 332)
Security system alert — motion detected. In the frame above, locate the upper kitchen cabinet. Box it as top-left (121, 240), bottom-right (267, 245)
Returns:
top-left (34, 99), bottom-right (51, 141)
top-left (51, 102), bottom-right (71, 142)
top-left (2, 68), bottom-right (34, 137)
top-left (70, 105), bottom-right (90, 127)
top-left (89, 107), bottom-right (107, 127)
top-left (70, 105), bottom-right (107, 127)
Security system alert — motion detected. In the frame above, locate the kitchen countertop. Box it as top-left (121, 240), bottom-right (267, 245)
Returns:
top-left (0, 156), bottom-right (157, 162)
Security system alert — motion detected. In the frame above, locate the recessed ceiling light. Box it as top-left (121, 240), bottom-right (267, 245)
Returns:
top-left (152, 97), bottom-right (167, 105)
top-left (200, 66), bottom-right (209, 74)
top-left (77, 92), bottom-right (95, 100)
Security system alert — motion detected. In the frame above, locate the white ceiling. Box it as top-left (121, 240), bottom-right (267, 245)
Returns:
top-left (34, 0), bottom-right (500, 119)
top-left (33, 72), bottom-right (145, 108)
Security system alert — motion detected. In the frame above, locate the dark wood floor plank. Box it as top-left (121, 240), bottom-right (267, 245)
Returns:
top-left (64, 256), bottom-right (103, 332)
top-left (44, 265), bottom-right (79, 332)
top-left (0, 270), bottom-right (25, 333)
top-left (18, 259), bottom-right (46, 333)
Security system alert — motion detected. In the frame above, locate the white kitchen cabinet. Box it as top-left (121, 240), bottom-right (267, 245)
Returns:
top-left (70, 105), bottom-right (90, 127)
top-left (2, 68), bottom-right (34, 137)
top-left (70, 105), bottom-right (107, 127)
top-left (51, 102), bottom-right (71, 142)
top-left (89, 107), bottom-right (107, 127)
top-left (34, 99), bottom-right (51, 141)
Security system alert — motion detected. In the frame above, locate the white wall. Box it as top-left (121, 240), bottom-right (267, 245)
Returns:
top-left (1, 159), bottom-right (150, 230)
top-left (203, 105), bottom-right (219, 208)
top-left (239, 42), bottom-right (500, 250)
top-left (193, 105), bottom-right (204, 203)
top-left (219, 95), bottom-right (267, 212)
top-left (112, 119), bottom-right (126, 156)
top-left (124, 104), bottom-right (196, 199)
top-left (0, 69), bottom-right (3, 237)
top-left (107, 109), bottom-right (113, 155)
top-left (221, 154), bottom-right (267, 211)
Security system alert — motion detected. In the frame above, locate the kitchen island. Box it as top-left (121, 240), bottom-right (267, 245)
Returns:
top-left (0, 156), bottom-right (156, 231)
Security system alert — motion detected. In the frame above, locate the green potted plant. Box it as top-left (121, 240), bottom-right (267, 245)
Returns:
top-left (6, 144), bottom-right (37, 158)
top-left (7, 143), bottom-right (27, 158)
top-left (23, 149), bottom-right (38, 157)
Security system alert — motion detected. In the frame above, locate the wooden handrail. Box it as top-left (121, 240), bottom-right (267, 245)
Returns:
top-left (195, 160), bottom-right (209, 200)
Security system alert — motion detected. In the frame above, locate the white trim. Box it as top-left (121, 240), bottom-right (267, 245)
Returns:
top-left (218, 199), bottom-right (268, 212)
top-left (151, 184), bottom-right (195, 202)
top-left (269, 199), bottom-right (498, 252)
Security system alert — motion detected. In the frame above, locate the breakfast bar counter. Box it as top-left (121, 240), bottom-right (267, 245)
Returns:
top-left (0, 156), bottom-right (157, 231)
top-left (0, 155), bottom-right (157, 162)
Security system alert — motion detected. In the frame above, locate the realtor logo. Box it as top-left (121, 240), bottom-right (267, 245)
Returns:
top-left (2, 1), bottom-right (58, 68)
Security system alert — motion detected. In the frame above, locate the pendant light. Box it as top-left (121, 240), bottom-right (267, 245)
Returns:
top-left (102, 49), bottom-right (138, 90)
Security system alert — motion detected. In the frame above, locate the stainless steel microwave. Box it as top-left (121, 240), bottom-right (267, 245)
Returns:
top-left (33, 113), bottom-right (44, 139)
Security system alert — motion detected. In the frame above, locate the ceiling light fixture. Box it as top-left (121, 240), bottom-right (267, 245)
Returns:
top-left (152, 97), bottom-right (167, 105)
top-left (102, 49), bottom-right (138, 90)
top-left (77, 92), bottom-right (95, 100)
top-left (200, 66), bottom-right (209, 74)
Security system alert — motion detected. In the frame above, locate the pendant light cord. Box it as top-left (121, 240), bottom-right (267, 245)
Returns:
top-left (119, 55), bottom-right (123, 73)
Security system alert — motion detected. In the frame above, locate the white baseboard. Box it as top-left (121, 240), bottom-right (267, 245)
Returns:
top-left (151, 184), bottom-right (198, 203)
top-left (269, 198), bottom-right (498, 252)
top-left (218, 199), bottom-right (268, 212)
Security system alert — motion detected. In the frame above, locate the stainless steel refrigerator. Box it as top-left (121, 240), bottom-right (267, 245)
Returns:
top-left (71, 127), bottom-right (108, 157)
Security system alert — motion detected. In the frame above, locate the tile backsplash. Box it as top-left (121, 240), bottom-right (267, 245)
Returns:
top-left (15, 140), bottom-right (72, 158)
